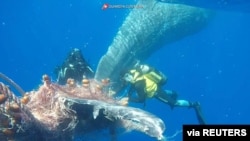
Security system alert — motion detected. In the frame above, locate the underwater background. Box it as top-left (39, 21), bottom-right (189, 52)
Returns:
top-left (0, 0), bottom-right (250, 140)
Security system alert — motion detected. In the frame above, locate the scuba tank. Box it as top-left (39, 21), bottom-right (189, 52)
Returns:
top-left (140, 65), bottom-right (167, 85)
top-left (145, 70), bottom-right (167, 85)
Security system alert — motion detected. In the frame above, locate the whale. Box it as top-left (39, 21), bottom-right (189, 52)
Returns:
top-left (157, 0), bottom-right (250, 13)
top-left (0, 73), bottom-right (166, 141)
top-left (94, 0), bottom-right (214, 91)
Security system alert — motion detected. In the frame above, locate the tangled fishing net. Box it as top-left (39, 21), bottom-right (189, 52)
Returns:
top-left (0, 73), bottom-right (165, 141)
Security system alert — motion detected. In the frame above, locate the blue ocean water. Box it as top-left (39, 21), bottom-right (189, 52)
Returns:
top-left (0, 0), bottom-right (249, 141)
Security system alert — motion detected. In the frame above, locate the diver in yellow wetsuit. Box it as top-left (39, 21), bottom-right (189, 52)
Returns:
top-left (123, 63), bottom-right (206, 125)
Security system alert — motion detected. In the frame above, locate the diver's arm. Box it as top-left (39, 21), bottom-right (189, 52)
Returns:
top-left (127, 86), bottom-right (145, 103)
top-left (128, 80), bottom-right (146, 103)
top-left (127, 85), bottom-right (134, 98)
top-left (129, 92), bottom-right (146, 103)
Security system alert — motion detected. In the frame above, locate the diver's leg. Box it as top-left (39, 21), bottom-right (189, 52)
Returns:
top-left (174, 100), bottom-right (190, 107)
top-left (155, 89), bottom-right (178, 109)
top-left (175, 100), bottom-right (206, 125)
top-left (155, 90), bottom-right (206, 124)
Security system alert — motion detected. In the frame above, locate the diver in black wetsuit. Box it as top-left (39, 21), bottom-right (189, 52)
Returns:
top-left (54, 48), bottom-right (118, 140)
top-left (54, 48), bottom-right (94, 84)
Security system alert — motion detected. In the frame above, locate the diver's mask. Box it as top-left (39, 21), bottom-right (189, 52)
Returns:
top-left (124, 73), bottom-right (133, 82)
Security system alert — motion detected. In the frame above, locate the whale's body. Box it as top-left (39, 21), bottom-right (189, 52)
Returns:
top-left (158, 0), bottom-right (250, 12)
top-left (95, 0), bottom-right (214, 91)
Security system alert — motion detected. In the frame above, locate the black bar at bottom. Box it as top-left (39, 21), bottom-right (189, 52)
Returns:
top-left (183, 125), bottom-right (250, 141)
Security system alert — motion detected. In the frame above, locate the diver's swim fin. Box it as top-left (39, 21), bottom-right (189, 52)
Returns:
top-left (191, 102), bottom-right (206, 125)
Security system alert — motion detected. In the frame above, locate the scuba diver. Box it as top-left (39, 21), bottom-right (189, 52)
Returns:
top-left (122, 63), bottom-right (206, 125)
top-left (53, 48), bottom-right (125, 141)
top-left (54, 48), bottom-right (94, 84)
